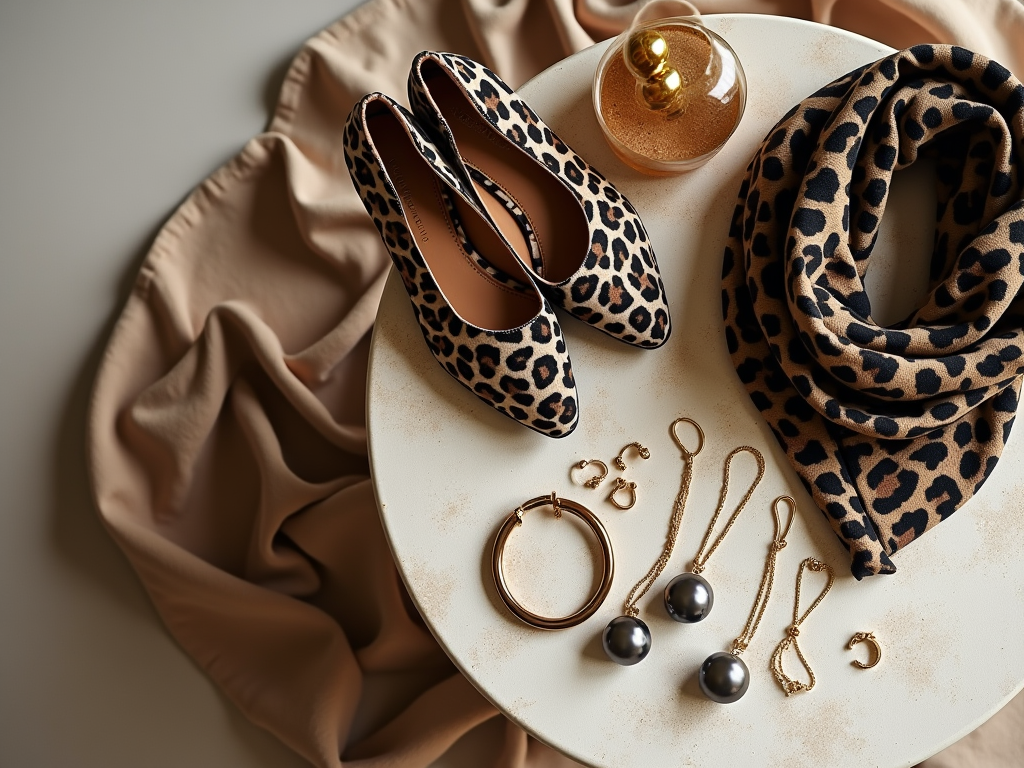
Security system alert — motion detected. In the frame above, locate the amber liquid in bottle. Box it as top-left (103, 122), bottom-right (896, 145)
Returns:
top-left (595, 22), bottom-right (745, 174)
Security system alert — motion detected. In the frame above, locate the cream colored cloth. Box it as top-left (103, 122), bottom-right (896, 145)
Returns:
top-left (87, 0), bottom-right (1024, 766)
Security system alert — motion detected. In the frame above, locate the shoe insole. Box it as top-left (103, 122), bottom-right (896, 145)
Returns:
top-left (368, 107), bottom-right (540, 332)
top-left (451, 177), bottom-right (533, 275)
top-left (424, 68), bottom-right (590, 285)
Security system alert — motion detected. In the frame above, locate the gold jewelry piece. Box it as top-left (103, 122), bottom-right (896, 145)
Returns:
top-left (770, 556), bottom-right (836, 696)
top-left (690, 446), bottom-right (766, 576)
top-left (613, 441), bottom-right (651, 470)
top-left (622, 418), bottom-right (704, 617)
top-left (608, 477), bottom-right (638, 509)
top-left (491, 492), bottom-right (614, 630)
top-left (603, 417), bottom-right (704, 666)
top-left (730, 495), bottom-right (796, 656)
top-left (697, 494), bottom-right (795, 703)
top-left (849, 631), bottom-right (882, 669)
top-left (571, 459), bottom-right (609, 489)
top-left (663, 445), bottom-right (766, 624)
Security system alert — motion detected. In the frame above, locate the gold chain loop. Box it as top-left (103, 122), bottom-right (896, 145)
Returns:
top-left (621, 417), bottom-right (703, 618)
top-left (729, 494), bottom-right (795, 656)
top-left (690, 446), bottom-right (766, 575)
top-left (769, 556), bottom-right (835, 695)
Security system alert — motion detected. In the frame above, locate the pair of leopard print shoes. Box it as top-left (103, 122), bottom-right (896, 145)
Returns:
top-left (345, 51), bottom-right (671, 438)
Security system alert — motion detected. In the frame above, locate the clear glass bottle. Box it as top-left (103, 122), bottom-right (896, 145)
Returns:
top-left (592, 2), bottom-right (747, 175)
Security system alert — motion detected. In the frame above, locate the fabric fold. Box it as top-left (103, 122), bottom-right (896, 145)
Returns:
top-left (722, 44), bottom-right (1024, 578)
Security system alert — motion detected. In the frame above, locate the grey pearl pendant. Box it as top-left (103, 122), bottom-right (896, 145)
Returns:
top-left (602, 615), bottom-right (652, 666)
top-left (698, 651), bottom-right (749, 703)
top-left (664, 572), bottom-right (714, 623)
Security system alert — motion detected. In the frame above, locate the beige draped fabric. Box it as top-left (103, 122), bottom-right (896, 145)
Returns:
top-left (87, 0), bottom-right (1024, 765)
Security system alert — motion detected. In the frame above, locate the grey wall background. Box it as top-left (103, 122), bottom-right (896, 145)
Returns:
top-left (0, 2), bottom-right (492, 765)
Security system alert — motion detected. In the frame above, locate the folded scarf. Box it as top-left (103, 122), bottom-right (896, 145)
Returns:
top-left (722, 44), bottom-right (1024, 578)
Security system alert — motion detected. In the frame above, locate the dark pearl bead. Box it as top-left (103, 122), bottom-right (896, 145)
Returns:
top-left (664, 572), bottom-right (714, 623)
top-left (602, 615), bottom-right (652, 666)
top-left (699, 651), bottom-right (749, 703)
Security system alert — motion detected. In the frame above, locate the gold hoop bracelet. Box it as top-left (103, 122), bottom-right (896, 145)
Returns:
top-left (491, 492), bottom-right (615, 630)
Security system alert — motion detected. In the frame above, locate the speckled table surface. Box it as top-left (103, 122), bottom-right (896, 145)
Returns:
top-left (368, 15), bottom-right (1024, 768)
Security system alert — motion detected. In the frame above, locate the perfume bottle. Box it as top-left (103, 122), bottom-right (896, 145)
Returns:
top-left (592, 2), bottom-right (747, 174)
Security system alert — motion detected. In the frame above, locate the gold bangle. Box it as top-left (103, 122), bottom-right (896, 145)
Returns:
top-left (491, 492), bottom-right (615, 630)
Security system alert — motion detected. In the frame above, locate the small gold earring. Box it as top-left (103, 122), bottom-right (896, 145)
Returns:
top-left (608, 477), bottom-right (638, 510)
top-left (613, 442), bottom-right (651, 471)
top-left (572, 459), bottom-right (609, 489)
top-left (848, 632), bottom-right (882, 669)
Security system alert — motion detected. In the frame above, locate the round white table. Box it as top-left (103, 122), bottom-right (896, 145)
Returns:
top-left (368, 15), bottom-right (1024, 768)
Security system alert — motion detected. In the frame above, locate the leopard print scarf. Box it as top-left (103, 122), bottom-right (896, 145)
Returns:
top-left (722, 44), bottom-right (1024, 579)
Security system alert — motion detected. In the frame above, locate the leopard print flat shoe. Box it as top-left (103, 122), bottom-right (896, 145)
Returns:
top-left (408, 51), bottom-right (671, 349)
top-left (345, 93), bottom-right (579, 438)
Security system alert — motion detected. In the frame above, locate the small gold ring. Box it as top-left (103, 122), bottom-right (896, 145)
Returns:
top-left (491, 494), bottom-right (614, 630)
top-left (848, 631), bottom-right (882, 669)
top-left (571, 459), bottom-right (609, 489)
top-left (608, 477), bottom-right (638, 510)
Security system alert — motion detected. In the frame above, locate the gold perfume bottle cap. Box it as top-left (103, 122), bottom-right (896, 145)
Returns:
top-left (642, 67), bottom-right (684, 111)
top-left (624, 28), bottom-right (685, 113)
top-left (625, 29), bottom-right (670, 79)
top-left (593, 16), bottom-right (748, 174)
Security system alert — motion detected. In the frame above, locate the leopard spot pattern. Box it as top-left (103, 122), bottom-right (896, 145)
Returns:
top-left (722, 45), bottom-right (1024, 577)
top-left (345, 94), bottom-right (579, 437)
top-left (409, 51), bottom-right (671, 348)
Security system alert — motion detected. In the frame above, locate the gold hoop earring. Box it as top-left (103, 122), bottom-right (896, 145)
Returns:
top-left (848, 632), bottom-right (882, 669)
top-left (491, 492), bottom-right (614, 630)
top-left (571, 459), bottom-right (609, 489)
top-left (613, 442), bottom-right (651, 471)
top-left (608, 477), bottom-right (638, 509)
